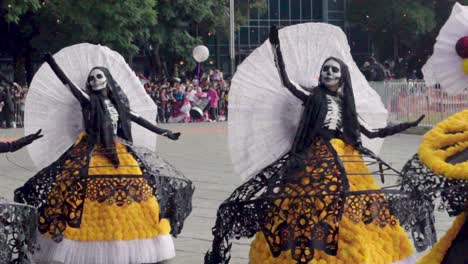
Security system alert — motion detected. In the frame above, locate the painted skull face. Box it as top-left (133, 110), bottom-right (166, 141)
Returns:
top-left (87, 69), bottom-right (107, 91)
top-left (320, 60), bottom-right (341, 89)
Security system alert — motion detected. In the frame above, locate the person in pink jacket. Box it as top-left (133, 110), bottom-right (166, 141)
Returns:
top-left (207, 86), bottom-right (219, 121)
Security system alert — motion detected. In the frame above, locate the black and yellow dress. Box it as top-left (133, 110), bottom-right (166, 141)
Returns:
top-left (205, 29), bottom-right (423, 264)
top-left (401, 110), bottom-right (467, 264)
top-left (14, 62), bottom-right (193, 264)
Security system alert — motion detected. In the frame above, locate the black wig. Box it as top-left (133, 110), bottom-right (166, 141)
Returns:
top-left (83, 67), bottom-right (133, 165)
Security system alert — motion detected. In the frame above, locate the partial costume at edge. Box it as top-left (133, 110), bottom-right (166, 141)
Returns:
top-left (400, 3), bottom-right (468, 263)
top-left (0, 73), bottom-right (43, 264)
top-left (14, 44), bottom-right (194, 264)
top-left (206, 24), bottom-right (426, 264)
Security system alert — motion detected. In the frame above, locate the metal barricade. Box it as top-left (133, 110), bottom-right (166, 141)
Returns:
top-left (370, 80), bottom-right (468, 127)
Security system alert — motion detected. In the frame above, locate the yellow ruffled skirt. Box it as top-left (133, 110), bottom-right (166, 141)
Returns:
top-left (249, 138), bottom-right (414, 264)
top-left (34, 134), bottom-right (175, 263)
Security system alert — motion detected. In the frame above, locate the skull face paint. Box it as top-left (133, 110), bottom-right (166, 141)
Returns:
top-left (320, 60), bottom-right (341, 90)
top-left (87, 69), bottom-right (108, 91)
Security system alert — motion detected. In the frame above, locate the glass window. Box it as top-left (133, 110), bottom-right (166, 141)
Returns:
top-left (302, 0), bottom-right (311, 20)
top-left (291, 0), bottom-right (301, 20)
top-left (329, 20), bottom-right (345, 29)
top-left (260, 20), bottom-right (270, 26)
top-left (328, 11), bottom-right (344, 20)
top-left (280, 0), bottom-right (290, 20)
top-left (250, 27), bottom-right (259, 45)
top-left (328, 0), bottom-right (344, 11)
top-left (260, 27), bottom-right (269, 42)
top-left (313, 0), bottom-right (322, 20)
top-left (269, 0), bottom-right (279, 20)
top-left (239, 27), bottom-right (249, 45)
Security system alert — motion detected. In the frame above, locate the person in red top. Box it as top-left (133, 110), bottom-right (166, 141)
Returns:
top-left (207, 85), bottom-right (219, 121)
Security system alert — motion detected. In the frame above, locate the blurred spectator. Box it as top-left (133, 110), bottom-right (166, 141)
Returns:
top-left (207, 85), bottom-right (219, 122)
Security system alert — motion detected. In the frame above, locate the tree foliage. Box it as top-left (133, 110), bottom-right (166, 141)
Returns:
top-left (349, 0), bottom-right (468, 74)
top-left (0, 0), bottom-right (157, 84)
top-left (31, 0), bottom-right (157, 56)
top-left (349, 0), bottom-right (436, 60)
top-left (146, 0), bottom-right (266, 78)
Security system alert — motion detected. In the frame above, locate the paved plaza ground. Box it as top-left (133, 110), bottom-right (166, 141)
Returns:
top-left (0, 123), bottom-right (453, 264)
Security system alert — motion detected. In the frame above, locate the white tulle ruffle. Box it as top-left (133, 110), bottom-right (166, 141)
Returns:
top-left (392, 254), bottom-right (417, 264)
top-left (34, 233), bottom-right (175, 264)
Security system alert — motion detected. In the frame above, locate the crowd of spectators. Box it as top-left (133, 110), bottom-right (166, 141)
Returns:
top-left (0, 68), bottom-right (231, 130)
top-left (360, 56), bottom-right (422, 82)
top-left (0, 84), bottom-right (27, 128)
top-left (139, 68), bottom-right (230, 123)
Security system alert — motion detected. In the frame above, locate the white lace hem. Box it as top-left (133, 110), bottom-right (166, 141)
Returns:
top-left (34, 233), bottom-right (175, 264)
top-left (391, 254), bottom-right (417, 264)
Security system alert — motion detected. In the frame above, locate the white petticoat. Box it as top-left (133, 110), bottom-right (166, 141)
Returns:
top-left (34, 233), bottom-right (175, 264)
top-left (392, 254), bottom-right (417, 264)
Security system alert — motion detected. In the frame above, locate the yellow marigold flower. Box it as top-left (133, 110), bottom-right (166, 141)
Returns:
top-left (419, 110), bottom-right (468, 179)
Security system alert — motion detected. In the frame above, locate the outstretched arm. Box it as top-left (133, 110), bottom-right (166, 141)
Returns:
top-left (44, 53), bottom-right (89, 106)
top-left (0, 129), bottom-right (43, 153)
top-left (129, 111), bottom-right (180, 140)
top-left (269, 26), bottom-right (307, 102)
top-left (360, 115), bottom-right (425, 139)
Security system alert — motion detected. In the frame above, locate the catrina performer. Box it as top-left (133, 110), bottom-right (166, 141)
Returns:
top-left (401, 110), bottom-right (467, 264)
top-left (400, 3), bottom-right (468, 264)
top-left (206, 24), bottom-right (424, 264)
top-left (14, 44), bottom-right (194, 264)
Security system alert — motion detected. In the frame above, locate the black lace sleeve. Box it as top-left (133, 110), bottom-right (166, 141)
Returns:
top-left (269, 26), bottom-right (307, 102)
top-left (44, 53), bottom-right (89, 107)
top-left (359, 115), bottom-right (424, 139)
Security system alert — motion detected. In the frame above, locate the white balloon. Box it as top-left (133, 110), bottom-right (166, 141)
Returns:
top-left (192, 45), bottom-right (210, 63)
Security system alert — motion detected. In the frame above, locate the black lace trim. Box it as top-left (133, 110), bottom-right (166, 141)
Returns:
top-left (400, 154), bottom-right (467, 251)
top-left (86, 176), bottom-right (154, 206)
top-left (206, 138), bottom-right (422, 264)
top-left (14, 135), bottom-right (194, 242)
top-left (0, 200), bottom-right (38, 264)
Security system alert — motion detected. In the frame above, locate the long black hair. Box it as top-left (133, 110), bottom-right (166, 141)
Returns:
top-left (320, 57), bottom-right (361, 146)
top-left (83, 67), bottom-right (133, 165)
top-left (292, 57), bottom-right (361, 153)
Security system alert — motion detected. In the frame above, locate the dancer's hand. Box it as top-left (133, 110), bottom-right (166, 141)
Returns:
top-left (410, 115), bottom-right (425, 127)
top-left (9, 129), bottom-right (43, 152)
top-left (269, 25), bottom-right (280, 46)
top-left (166, 132), bottom-right (181, 140)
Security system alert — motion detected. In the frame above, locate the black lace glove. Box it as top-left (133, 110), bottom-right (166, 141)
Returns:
top-left (361, 114), bottom-right (425, 139)
top-left (164, 131), bottom-right (181, 141)
top-left (9, 129), bottom-right (43, 152)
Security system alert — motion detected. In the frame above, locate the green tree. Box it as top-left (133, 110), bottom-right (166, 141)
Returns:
top-left (146, 0), bottom-right (266, 78)
top-left (31, 0), bottom-right (157, 56)
top-left (0, 0), bottom-right (41, 84)
top-left (348, 0), bottom-right (436, 61)
top-left (1, 0), bottom-right (157, 84)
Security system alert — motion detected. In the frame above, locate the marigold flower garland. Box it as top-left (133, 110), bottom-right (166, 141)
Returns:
top-left (418, 110), bottom-right (468, 179)
top-left (416, 213), bottom-right (466, 264)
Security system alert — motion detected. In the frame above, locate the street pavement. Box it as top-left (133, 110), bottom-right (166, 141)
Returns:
top-left (0, 123), bottom-right (454, 264)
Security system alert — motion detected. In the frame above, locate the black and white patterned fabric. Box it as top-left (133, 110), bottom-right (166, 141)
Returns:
top-left (322, 94), bottom-right (342, 131)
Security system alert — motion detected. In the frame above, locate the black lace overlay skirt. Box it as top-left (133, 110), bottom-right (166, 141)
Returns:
top-left (13, 134), bottom-right (194, 242)
top-left (206, 136), bottom-right (420, 264)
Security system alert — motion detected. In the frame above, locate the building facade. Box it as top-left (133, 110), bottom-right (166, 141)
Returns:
top-left (207, 0), bottom-right (348, 75)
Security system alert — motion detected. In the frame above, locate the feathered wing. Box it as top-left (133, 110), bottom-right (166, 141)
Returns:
top-left (25, 43), bottom-right (157, 170)
top-left (228, 23), bottom-right (388, 180)
top-left (432, 2), bottom-right (468, 95)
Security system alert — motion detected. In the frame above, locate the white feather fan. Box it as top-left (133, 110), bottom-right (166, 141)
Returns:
top-left (228, 23), bottom-right (388, 181)
top-left (431, 2), bottom-right (468, 95)
top-left (422, 56), bottom-right (439, 87)
top-left (25, 43), bottom-right (158, 170)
